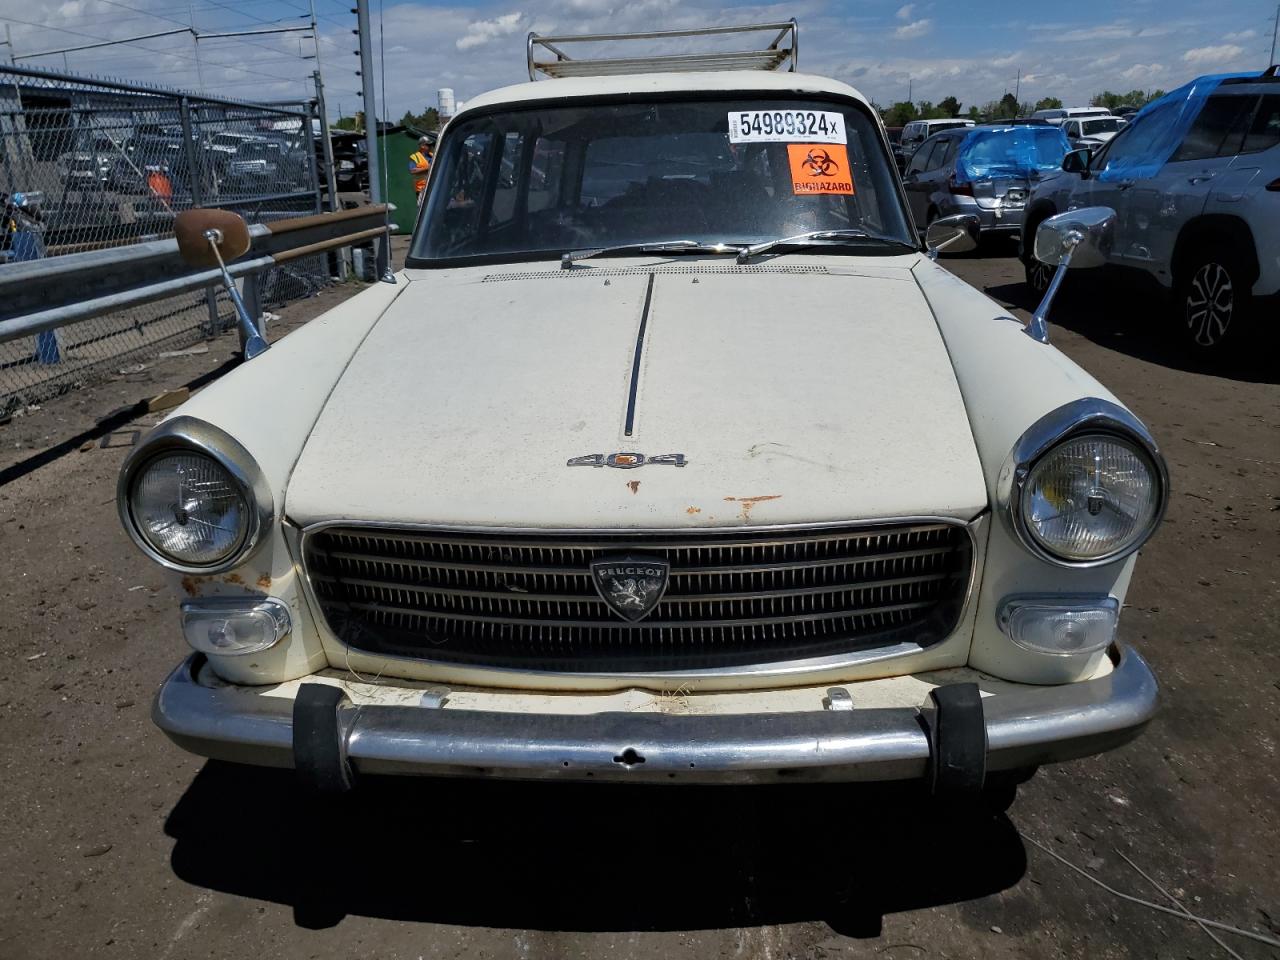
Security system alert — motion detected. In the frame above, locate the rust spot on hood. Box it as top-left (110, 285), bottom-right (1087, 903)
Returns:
top-left (627, 480), bottom-right (641, 495)
top-left (724, 494), bottom-right (782, 522)
top-left (180, 577), bottom-right (200, 597)
top-left (686, 506), bottom-right (701, 515)
top-left (223, 573), bottom-right (245, 585)
top-left (256, 573), bottom-right (272, 590)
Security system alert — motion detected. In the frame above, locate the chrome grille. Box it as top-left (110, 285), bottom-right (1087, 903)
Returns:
top-left (303, 523), bottom-right (971, 672)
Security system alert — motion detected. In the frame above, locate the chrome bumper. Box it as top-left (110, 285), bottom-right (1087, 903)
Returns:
top-left (153, 645), bottom-right (1157, 785)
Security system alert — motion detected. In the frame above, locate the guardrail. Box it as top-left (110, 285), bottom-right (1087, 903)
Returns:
top-left (0, 204), bottom-right (389, 355)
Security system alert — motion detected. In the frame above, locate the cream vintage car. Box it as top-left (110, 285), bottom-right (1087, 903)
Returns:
top-left (118, 26), bottom-right (1166, 806)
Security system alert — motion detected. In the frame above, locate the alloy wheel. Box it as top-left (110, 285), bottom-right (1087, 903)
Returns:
top-left (1185, 262), bottom-right (1233, 347)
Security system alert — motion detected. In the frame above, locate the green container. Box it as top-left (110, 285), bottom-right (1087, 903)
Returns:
top-left (374, 125), bottom-right (430, 236)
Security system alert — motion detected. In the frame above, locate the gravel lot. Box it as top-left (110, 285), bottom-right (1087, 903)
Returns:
top-left (1, 240), bottom-right (1277, 960)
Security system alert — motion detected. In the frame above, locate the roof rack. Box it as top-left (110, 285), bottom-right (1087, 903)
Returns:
top-left (526, 20), bottom-right (798, 81)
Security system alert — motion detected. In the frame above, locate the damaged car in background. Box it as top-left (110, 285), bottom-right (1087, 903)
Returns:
top-left (903, 124), bottom-right (1071, 240)
top-left (119, 21), bottom-right (1167, 809)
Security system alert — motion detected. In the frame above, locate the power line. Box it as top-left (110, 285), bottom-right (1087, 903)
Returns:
top-left (0, 14), bottom-right (305, 85)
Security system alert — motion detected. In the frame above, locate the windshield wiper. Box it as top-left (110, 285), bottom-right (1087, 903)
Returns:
top-left (561, 239), bottom-right (744, 269)
top-left (736, 229), bottom-right (912, 263)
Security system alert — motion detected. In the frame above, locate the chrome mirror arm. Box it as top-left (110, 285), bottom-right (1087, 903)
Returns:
top-left (203, 227), bottom-right (269, 360)
top-left (1025, 231), bottom-right (1081, 344)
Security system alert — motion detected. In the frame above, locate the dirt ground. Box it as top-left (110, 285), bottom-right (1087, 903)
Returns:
top-left (1, 239), bottom-right (1277, 960)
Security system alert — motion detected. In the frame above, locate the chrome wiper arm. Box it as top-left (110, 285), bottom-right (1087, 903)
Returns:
top-left (561, 239), bottom-right (743, 269)
top-left (736, 229), bottom-right (899, 263)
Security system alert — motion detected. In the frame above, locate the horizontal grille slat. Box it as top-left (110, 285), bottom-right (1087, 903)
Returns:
top-left (303, 523), bottom-right (972, 672)
top-left (308, 572), bottom-right (951, 605)
top-left (341, 599), bottom-right (936, 629)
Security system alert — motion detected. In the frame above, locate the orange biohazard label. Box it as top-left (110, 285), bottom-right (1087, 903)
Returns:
top-left (787, 143), bottom-right (855, 195)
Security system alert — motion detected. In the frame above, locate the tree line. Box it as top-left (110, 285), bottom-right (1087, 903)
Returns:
top-left (330, 107), bottom-right (442, 133)
top-left (878, 88), bottom-right (1167, 126)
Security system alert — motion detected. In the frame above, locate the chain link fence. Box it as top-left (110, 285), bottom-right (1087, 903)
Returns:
top-left (0, 65), bottom-right (336, 417)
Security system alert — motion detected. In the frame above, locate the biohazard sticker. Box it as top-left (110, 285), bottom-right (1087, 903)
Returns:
top-left (787, 144), bottom-right (855, 195)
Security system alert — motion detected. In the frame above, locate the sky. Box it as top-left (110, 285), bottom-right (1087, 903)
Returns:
top-left (1, 0), bottom-right (1276, 119)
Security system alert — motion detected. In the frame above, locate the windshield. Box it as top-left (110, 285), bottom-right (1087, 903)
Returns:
top-left (954, 126), bottom-right (1071, 182)
top-left (410, 97), bottom-right (913, 264)
top-left (237, 142), bottom-right (278, 160)
top-left (1080, 118), bottom-right (1121, 136)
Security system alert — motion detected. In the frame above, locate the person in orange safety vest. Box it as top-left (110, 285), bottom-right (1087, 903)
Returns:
top-left (409, 135), bottom-right (432, 204)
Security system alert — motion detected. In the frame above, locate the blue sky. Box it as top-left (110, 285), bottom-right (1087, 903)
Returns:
top-left (2, 0), bottom-right (1275, 117)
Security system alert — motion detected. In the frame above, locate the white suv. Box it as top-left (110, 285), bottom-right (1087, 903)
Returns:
top-left (898, 118), bottom-right (975, 167)
top-left (1024, 71), bottom-right (1280, 351)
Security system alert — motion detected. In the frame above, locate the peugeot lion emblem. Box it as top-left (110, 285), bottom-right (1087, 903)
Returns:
top-left (590, 555), bottom-right (670, 622)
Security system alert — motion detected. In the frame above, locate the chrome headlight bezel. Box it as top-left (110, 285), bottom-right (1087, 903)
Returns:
top-left (998, 398), bottom-right (1169, 568)
top-left (117, 416), bottom-right (274, 574)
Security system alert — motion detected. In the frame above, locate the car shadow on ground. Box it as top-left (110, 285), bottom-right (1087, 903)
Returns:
top-left (981, 274), bottom-right (1280, 386)
top-left (165, 762), bottom-right (1026, 937)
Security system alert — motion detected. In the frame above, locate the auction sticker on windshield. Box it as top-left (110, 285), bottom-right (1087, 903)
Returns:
top-left (786, 144), bottom-right (854, 195)
top-left (728, 110), bottom-right (846, 144)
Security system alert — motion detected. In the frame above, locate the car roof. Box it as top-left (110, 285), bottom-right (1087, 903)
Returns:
top-left (456, 70), bottom-right (872, 118)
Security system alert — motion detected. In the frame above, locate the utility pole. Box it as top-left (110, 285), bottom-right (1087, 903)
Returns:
top-left (907, 78), bottom-right (912, 103)
top-left (1014, 68), bottom-right (1021, 102)
top-left (189, 0), bottom-right (205, 92)
top-left (354, 0), bottom-right (391, 279)
top-left (2, 25), bottom-right (13, 65)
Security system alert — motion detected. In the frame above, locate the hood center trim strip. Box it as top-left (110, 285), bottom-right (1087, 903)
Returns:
top-left (624, 272), bottom-right (656, 438)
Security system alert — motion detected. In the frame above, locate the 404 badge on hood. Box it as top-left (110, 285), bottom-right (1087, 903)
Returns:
top-left (567, 452), bottom-right (688, 469)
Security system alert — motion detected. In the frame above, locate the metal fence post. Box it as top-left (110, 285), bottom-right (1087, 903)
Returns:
top-left (313, 69), bottom-right (347, 280)
top-left (303, 100), bottom-right (322, 216)
top-left (177, 97), bottom-right (202, 207)
top-left (179, 97), bottom-right (223, 336)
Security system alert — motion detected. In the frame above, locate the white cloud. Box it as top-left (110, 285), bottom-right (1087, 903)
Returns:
top-left (1119, 63), bottom-right (1163, 82)
top-left (456, 11), bottom-right (527, 51)
top-left (893, 18), bottom-right (932, 40)
top-left (1182, 43), bottom-right (1243, 64)
top-left (1052, 24), bottom-right (1135, 42)
top-left (1222, 29), bottom-right (1257, 42)
top-left (895, 4), bottom-right (914, 20)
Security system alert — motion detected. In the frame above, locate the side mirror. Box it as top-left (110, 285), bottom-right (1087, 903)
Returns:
top-left (925, 213), bottom-right (980, 257)
top-left (1061, 149), bottom-right (1090, 176)
top-left (173, 208), bottom-right (267, 359)
top-left (174, 208), bottom-right (250, 267)
top-left (1026, 206), bottom-right (1115, 342)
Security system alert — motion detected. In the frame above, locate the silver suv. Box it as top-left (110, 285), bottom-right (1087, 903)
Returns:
top-left (1022, 70), bottom-right (1280, 352)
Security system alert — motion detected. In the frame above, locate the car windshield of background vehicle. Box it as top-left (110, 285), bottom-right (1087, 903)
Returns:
top-left (410, 99), bottom-right (914, 264)
top-left (954, 126), bottom-right (1070, 182)
top-left (1080, 118), bottom-right (1121, 136)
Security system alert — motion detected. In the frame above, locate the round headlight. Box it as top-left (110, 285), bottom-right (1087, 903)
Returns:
top-left (1020, 432), bottom-right (1161, 563)
top-left (130, 451), bottom-right (250, 566)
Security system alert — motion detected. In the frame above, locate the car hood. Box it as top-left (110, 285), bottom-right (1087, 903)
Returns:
top-left (285, 260), bottom-right (988, 529)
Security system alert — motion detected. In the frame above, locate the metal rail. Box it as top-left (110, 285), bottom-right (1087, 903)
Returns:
top-left (0, 62), bottom-right (312, 116)
top-left (0, 204), bottom-right (389, 348)
top-left (527, 20), bottom-right (797, 81)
